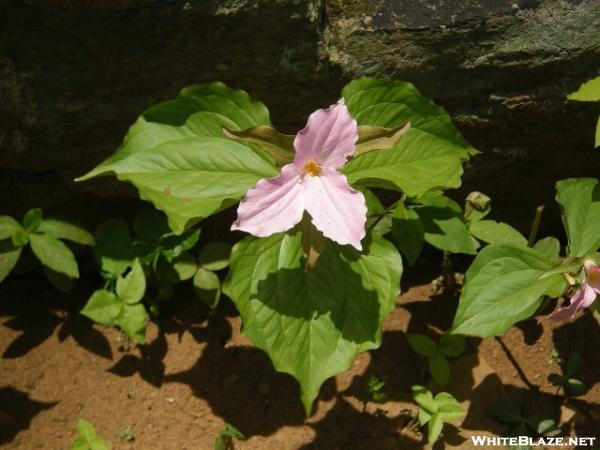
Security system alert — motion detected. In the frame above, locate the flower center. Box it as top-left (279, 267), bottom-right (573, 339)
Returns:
top-left (588, 269), bottom-right (600, 285)
top-left (303, 160), bottom-right (321, 177)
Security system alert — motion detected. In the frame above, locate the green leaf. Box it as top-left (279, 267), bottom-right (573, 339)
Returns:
top-left (451, 245), bottom-right (566, 337)
top-left (193, 268), bottom-right (221, 309)
top-left (406, 333), bottom-right (437, 357)
top-left (223, 231), bottom-right (402, 415)
top-left (116, 259), bottom-right (146, 304)
top-left (439, 334), bottom-right (465, 357)
top-left (198, 241), bottom-right (233, 271)
top-left (118, 303), bottom-right (147, 344)
top-left (418, 408), bottom-right (432, 426)
top-left (413, 194), bottom-right (479, 254)
top-left (0, 216), bottom-right (22, 241)
top-left (215, 423), bottom-right (246, 450)
top-left (533, 236), bottom-right (561, 259)
top-left (412, 385), bottom-right (437, 414)
top-left (94, 219), bottom-right (135, 277)
top-left (172, 252), bottom-right (198, 281)
top-left (22, 208), bottom-right (43, 232)
top-left (595, 116), bottom-right (600, 148)
top-left (427, 413), bottom-right (444, 443)
top-left (341, 78), bottom-right (476, 196)
top-left (567, 378), bottom-right (586, 395)
top-left (78, 83), bottom-right (275, 233)
top-left (361, 188), bottom-right (393, 235)
top-left (12, 228), bottom-right (29, 247)
top-left (160, 228), bottom-right (201, 260)
top-left (434, 392), bottom-right (464, 421)
top-left (567, 76), bottom-right (600, 102)
top-left (38, 219), bottom-right (94, 245)
top-left (429, 351), bottom-right (450, 386)
top-left (0, 240), bottom-right (22, 282)
top-left (468, 220), bottom-right (527, 246)
top-left (547, 373), bottom-right (565, 386)
top-left (81, 290), bottom-right (121, 325)
top-left (72, 419), bottom-right (109, 450)
top-left (29, 233), bottom-right (79, 279)
top-left (391, 203), bottom-right (424, 265)
top-left (556, 178), bottom-right (600, 257)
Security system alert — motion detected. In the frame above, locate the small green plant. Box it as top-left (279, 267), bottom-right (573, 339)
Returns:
top-left (71, 419), bottom-right (109, 450)
top-left (567, 75), bottom-right (600, 148)
top-left (0, 208), bottom-right (93, 289)
top-left (214, 423), bottom-right (245, 450)
top-left (118, 427), bottom-right (134, 442)
top-left (494, 401), bottom-right (561, 440)
top-left (412, 385), bottom-right (464, 444)
top-left (81, 259), bottom-right (147, 344)
top-left (406, 333), bottom-right (465, 386)
top-left (356, 373), bottom-right (388, 412)
top-left (548, 351), bottom-right (586, 396)
top-left (173, 241), bottom-right (232, 309)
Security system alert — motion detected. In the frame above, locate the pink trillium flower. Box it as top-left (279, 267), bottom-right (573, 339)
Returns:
top-left (231, 101), bottom-right (367, 250)
top-left (549, 260), bottom-right (600, 321)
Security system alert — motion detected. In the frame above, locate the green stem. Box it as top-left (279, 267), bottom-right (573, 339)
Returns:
top-left (527, 205), bottom-right (545, 247)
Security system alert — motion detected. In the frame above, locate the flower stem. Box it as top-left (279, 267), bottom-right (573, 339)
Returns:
top-left (527, 205), bottom-right (545, 247)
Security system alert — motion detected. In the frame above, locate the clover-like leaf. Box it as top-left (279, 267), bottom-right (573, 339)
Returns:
top-left (193, 268), bottom-right (221, 309)
top-left (71, 419), bottom-right (108, 450)
top-left (94, 219), bottom-right (135, 277)
top-left (198, 241), bottom-right (232, 271)
top-left (172, 252), bottom-right (198, 281)
top-left (412, 385), bottom-right (437, 414)
top-left (438, 334), bottom-right (465, 358)
top-left (429, 351), bottom-right (450, 386)
top-left (406, 333), bottom-right (437, 357)
top-left (81, 290), bottom-right (121, 325)
top-left (223, 231), bottom-right (402, 414)
top-left (118, 303), bottom-right (147, 344)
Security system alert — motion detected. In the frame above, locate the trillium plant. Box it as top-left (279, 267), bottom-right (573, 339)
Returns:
top-left (78, 77), bottom-right (476, 413)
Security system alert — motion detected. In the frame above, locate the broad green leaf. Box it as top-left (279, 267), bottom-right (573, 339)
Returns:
top-left (77, 83), bottom-right (274, 232)
top-left (439, 334), bottom-right (465, 357)
top-left (413, 194), bottom-right (479, 254)
top-left (0, 216), bottom-right (21, 240)
top-left (94, 219), bottom-right (135, 277)
top-left (116, 259), bottom-right (146, 304)
top-left (556, 178), bottom-right (600, 257)
top-left (198, 242), bottom-right (232, 271)
top-left (539, 257), bottom-right (583, 279)
top-left (434, 392), bottom-right (464, 421)
top-left (406, 333), bottom-right (437, 357)
top-left (0, 241), bottom-right (22, 282)
top-left (451, 245), bottom-right (567, 337)
top-left (82, 138), bottom-right (277, 233)
top-left (427, 413), bottom-right (444, 443)
top-left (429, 351), bottom-right (450, 386)
top-left (193, 268), bottom-right (221, 309)
top-left (38, 219), bottom-right (94, 245)
top-left (223, 231), bottom-right (402, 414)
top-left (29, 233), bottom-right (79, 279)
top-left (22, 208), bottom-right (43, 232)
top-left (361, 188), bottom-right (393, 235)
top-left (469, 220), bottom-right (527, 246)
top-left (391, 203), bottom-right (423, 265)
top-left (533, 236), bottom-right (561, 259)
top-left (341, 78), bottom-right (476, 196)
top-left (567, 76), bottom-right (600, 102)
top-left (172, 252), bottom-right (198, 281)
top-left (412, 385), bottom-right (437, 414)
top-left (81, 290), bottom-right (121, 325)
top-left (118, 303), bottom-right (147, 344)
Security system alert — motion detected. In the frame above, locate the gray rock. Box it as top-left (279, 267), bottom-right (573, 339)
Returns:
top-left (1, 0), bottom-right (598, 232)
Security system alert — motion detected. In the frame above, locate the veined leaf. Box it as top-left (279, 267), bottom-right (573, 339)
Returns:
top-left (452, 245), bottom-right (566, 337)
top-left (556, 178), bottom-right (600, 257)
top-left (341, 78), bottom-right (477, 196)
top-left (223, 231), bottom-right (402, 415)
top-left (29, 233), bottom-right (79, 279)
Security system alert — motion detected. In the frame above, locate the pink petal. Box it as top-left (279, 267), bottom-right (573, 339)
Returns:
top-left (548, 281), bottom-right (597, 321)
top-left (293, 102), bottom-right (358, 170)
top-left (232, 164), bottom-right (305, 237)
top-left (584, 261), bottom-right (600, 293)
top-left (304, 168), bottom-right (367, 250)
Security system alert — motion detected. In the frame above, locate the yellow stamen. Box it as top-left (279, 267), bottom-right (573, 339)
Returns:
top-left (304, 160), bottom-right (321, 177)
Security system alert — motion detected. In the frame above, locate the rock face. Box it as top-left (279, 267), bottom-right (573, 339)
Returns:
top-left (1, 0), bottom-right (599, 231)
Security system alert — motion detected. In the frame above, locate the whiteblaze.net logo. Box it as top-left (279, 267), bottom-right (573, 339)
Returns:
top-left (471, 436), bottom-right (597, 447)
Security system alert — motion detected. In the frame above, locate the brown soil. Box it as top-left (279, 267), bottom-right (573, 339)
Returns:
top-left (1, 257), bottom-right (599, 450)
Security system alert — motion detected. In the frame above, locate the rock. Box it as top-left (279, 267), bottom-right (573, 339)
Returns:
top-left (1, 0), bottom-right (598, 230)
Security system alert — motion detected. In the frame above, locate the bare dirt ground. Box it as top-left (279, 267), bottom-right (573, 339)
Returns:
top-left (1, 256), bottom-right (599, 450)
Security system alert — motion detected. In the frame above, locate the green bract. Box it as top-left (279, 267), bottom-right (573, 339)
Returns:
top-left (223, 231), bottom-right (402, 414)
